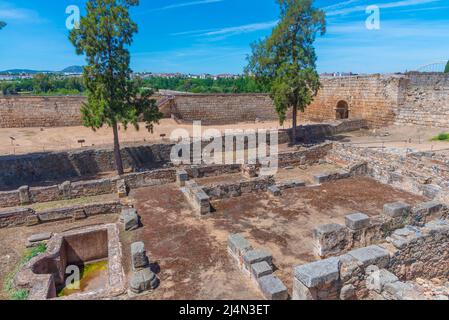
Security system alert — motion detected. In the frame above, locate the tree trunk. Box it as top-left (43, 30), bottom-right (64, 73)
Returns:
top-left (112, 122), bottom-right (124, 175)
top-left (291, 106), bottom-right (297, 145)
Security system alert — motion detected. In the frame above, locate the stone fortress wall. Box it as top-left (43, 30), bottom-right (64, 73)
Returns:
top-left (1, 73), bottom-right (448, 128)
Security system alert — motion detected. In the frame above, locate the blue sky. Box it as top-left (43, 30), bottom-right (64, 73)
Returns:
top-left (0, 0), bottom-right (448, 74)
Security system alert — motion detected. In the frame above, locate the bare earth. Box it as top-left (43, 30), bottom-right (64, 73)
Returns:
top-left (122, 177), bottom-right (426, 300)
top-left (1, 120), bottom-right (447, 155)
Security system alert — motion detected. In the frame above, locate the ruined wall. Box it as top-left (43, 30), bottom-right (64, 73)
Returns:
top-left (394, 73), bottom-right (449, 128)
top-left (0, 95), bottom-right (85, 128)
top-left (1, 74), bottom-right (448, 128)
top-left (302, 75), bottom-right (403, 128)
top-left (171, 93), bottom-right (278, 124)
top-left (327, 143), bottom-right (449, 204)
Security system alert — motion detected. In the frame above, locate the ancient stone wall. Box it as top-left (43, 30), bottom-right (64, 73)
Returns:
top-left (293, 218), bottom-right (449, 300)
top-left (1, 74), bottom-right (448, 128)
top-left (327, 143), bottom-right (449, 204)
top-left (0, 95), bottom-right (85, 128)
top-left (394, 73), bottom-right (449, 128)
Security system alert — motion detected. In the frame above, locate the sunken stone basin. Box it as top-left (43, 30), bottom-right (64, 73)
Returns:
top-left (15, 224), bottom-right (125, 300)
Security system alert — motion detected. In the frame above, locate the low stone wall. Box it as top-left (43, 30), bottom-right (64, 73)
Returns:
top-left (327, 143), bottom-right (449, 204)
top-left (181, 180), bottom-right (211, 216)
top-left (0, 168), bottom-right (176, 208)
top-left (313, 201), bottom-right (447, 258)
top-left (293, 218), bottom-right (449, 300)
top-left (202, 175), bottom-right (275, 201)
top-left (0, 201), bottom-right (122, 229)
top-left (277, 143), bottom-right (333, 167)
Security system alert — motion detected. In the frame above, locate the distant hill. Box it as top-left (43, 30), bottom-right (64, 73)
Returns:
top-left (0, 66), bottom-right (83, 74)
top-left (60, 66), bottom-right (83, 74)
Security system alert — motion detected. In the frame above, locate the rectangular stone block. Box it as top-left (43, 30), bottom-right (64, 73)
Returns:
top-left (251, 261), bottom-right (273, 279)
top-left (267, 185), bottom-right (281, 197)
top-left (19, 186), bottom-right (30, 205)
top-left (258, 275), bottom-right (288, 300)
top-left (228, 234), bottom-right (252, 257)
top-left (28, 232), bottom-right (52, 243)
top-left (123, 208), bottom-right (140, 231)
top-left (345, 212), bottom-right (370, 230)
top-left (383, 202), bottom-right (411, 218)
top-left (243, 249), bottom-right (272, 267)
top-left (347, 245), bottom-right (390, 268)
top-left (294, 257), bottom-right (340, 288)
top-left (176, 170), bottom-right (189, 187)
top-left (292, 277), bottom-right (316, 300)
top-left (131, 241), bottom-right (149, 270)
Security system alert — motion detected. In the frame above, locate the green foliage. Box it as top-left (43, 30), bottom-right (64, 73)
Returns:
top-left (246, 0), bottom-right (326, 131)
top-left (0, 75), bottom-right (84, 95)
top-left (445, 61), bottom-right (449, 74)
top-left (1, 75), bottom-right (268, 95)
top-left (69, 0), bottom-right (162, 174)
top-left (432, 132), bottom-right (449, 141)
top-left (3, 244), bottom-right (47, 300)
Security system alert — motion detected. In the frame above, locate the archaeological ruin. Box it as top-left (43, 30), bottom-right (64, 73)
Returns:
top-left (0, 73), bottom-right (448, 301)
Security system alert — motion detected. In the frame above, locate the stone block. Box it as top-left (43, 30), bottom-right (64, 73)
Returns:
top-left (131, 242), bottom-right (149, 270)
top-left (176, 170), bottom-right (189, 187)
top-left (345, 213), bottom-right (370, 230)
top-left (116, 179), bottom-right (128, 198)
top-left (313, 223), bottom-right (347, 257)
top-left (382, 281), bottom-right (426, 300)
top-left (383, 202), bottom-right (411, 218)
top-left (340, 284), bottom-right (356, 300)
top-left (267, 185), bottom-right (281, 197)
top-left (243, 249), bottom-right (272, 267)
top-left (347, 245), bottom-right (390, 268)
top-left (19, 186), bottom-right (30, 205)
top-left (314, 173), bottom-right (330, 184)
top-left (251, 261), bottom-right (273, 279)
top-left (257, 275), bottom-right (288, 300)
top-left (366, 269), bottom-right (399, 294)
top-left (294, 257), bottom-right (340, 288)
top-left (292, 277), bottom-right (316, 300)
top-left (228, 234), bottom-right (252, 257)
top-left (27, 233), bottom-right (52, 246)
top-left (60, 181), bottom-right (71, 199)
top-left (129, 268), bottom-right (159, 294)
top-left (122, 208), bottom-right (140, 231)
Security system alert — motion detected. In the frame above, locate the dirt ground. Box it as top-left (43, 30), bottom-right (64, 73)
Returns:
top-left (339, 125), bottom-right (449, 153)
top-left (0, 119), bottom-right (289, 155)
top-left (1, 120), bottom-right (447, 156)
top-left (124, 177), bottom-right (427, 300)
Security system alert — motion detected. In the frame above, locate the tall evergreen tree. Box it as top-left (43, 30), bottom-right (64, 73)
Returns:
top-left (444, 60), bottom-right (449, 74)
top-left (69, 0), bottom-right (162, 175)
top-left (246, 0), bottom-right (326, 144)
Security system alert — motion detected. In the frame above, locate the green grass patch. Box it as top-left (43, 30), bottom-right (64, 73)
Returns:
top-left (2, 243), bottom-right (47, 300)
top-left (431, 133), bottom-right (449, 141)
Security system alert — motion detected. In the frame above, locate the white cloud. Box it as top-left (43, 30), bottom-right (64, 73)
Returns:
top-left (326, 0), bottom-right (441, 16)
top-left (0, 1), bottom-right (43, 23)
top-left (150, 0), bottom-right (224, 12)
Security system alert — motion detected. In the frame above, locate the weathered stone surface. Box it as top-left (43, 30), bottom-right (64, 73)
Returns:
top-left (292, 277), bottom-right (315, 300)
top-left (129, 268), bottom-right (159, 294)
top-left (131, 242), bottom-right (149, 270)
top-left (116, 179), bottom-right (128, 198)
top-left (345, 213), bottom-right (370, 230)
top-left (366, 268), bottom-right (399, 293)
top-left (18, 186), bottom-right (30, 205)
top-left (340, 284), bottom-right (356, 300)
top-left (243, 249), bottom-right (272, 267)
top-left (228, 234), bottom-right (252, 257)
top-left (27, 233), bottom-right (52, 243)
top-left (294, 257), bottom-right (340, 288)
top-left (313, 223), bottom-right (348, 258)
top-left (176, 170), bottom-right (189, 187)
top-left (258, 275), bottom-right (288, 300)
top-left (382, 281), bottom-right (426, 300)
top-left (383, 202), bottom-right (411, 218)
top-left (60, 181), bottom-right (71, 199)
top-left (347, 245), bottom-right (390, 268)
top-left (267, 185), bottom-right (281, 197)
top-left (251, 261), bottom-right (273, 279)
top-left (122, 208), bottom-right (140, 231)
